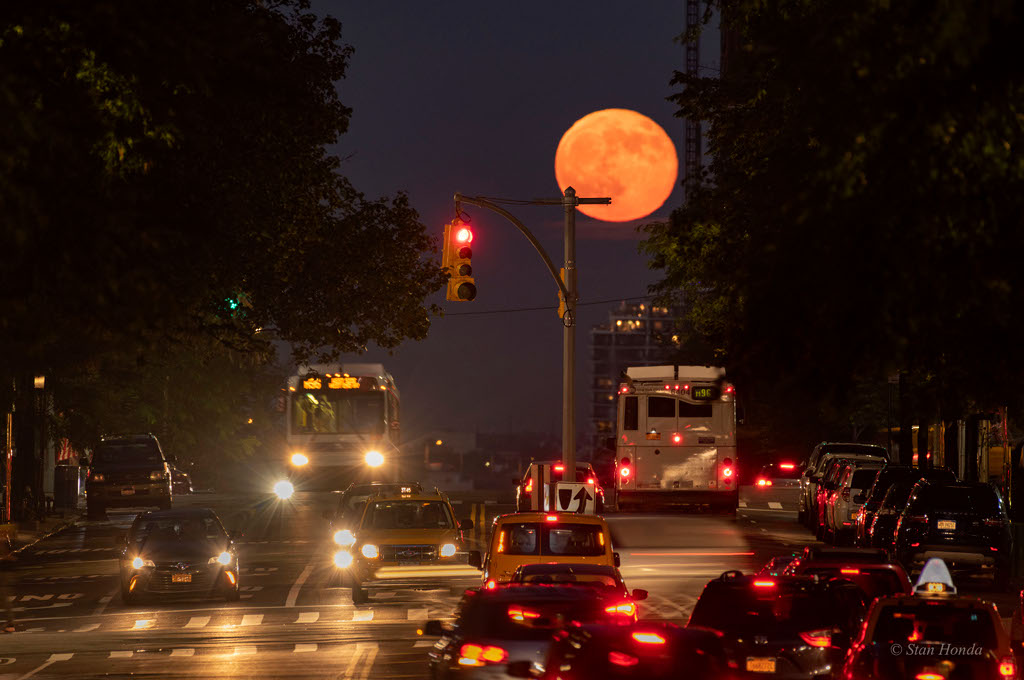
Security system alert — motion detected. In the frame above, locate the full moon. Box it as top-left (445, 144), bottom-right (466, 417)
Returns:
top-left (555, 109), bottom-right (678, 222)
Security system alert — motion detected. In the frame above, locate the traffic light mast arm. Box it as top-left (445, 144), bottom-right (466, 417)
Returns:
top-left (453, 193), bottom-right (571, 304)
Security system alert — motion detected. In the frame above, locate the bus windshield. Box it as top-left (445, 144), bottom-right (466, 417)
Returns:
top-left (291, 392), bottom-right (385, 434)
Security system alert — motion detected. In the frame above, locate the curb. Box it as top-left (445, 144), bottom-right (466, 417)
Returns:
top-left (12, 516), bottom-right (81, 557)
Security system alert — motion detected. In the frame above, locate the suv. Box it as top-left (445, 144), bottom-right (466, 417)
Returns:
top-left (515, 461), bottom-right (604, 512)
top-left (85, 434), bottom-right (174, 517)
top-left (824, 464), bottom-right (883, 544)
top-left (337, 488), bottom-right (475, 604)
top-left (799, 442), bottom-right (888, 526)
top-left (855, 466), bottom-right (957, 547)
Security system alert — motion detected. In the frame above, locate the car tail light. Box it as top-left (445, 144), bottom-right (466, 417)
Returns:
top-left (757, 478), bottom-right (772, 487)
top-left (587, 477), bottom-right (595, 484)
top-left (484, 579), bottom-right (497, 590)
top-left (842, 488), bottom-right (850, 502)
top-left (916, 674), bottom-right (944, 680)
top-left (799, 629), bottom-right (831, 647)
top-left (840, 568), bottom-right (860, 575)
top-left (604, 602), bottom-right (637, 617)
top-left (779, 463), bottom-right (795, 470)
top-left (722, 467), bottom-right (734, 478)
top-left (631, 632), bottom-right (666, 644)
top-left (753, 580), bottom-right (775, 588)
top-left (608, 651), bottom-right (639, 667)
top-left (524, 479), bottom-right (533, 493)
top-left (984, 518), bottom-right (1007, 527)
top-left (999, 657), bottom-right (1017, 677)
top-left (672, 433), bottom-right (682, 444)
top-left (88, 471), bottom-right (105, 482)
top-left (620, 466), bottom-right (631, 478)
top-left (554, 464), bottom-right (564, 473)
top-left (458, 644), bottom-right (508, 666)
top-left (508, 606), bottom-right (541, 621)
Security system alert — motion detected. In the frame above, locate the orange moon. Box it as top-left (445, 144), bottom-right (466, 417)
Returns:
top-left (555, 109), bottom-right (678, 222)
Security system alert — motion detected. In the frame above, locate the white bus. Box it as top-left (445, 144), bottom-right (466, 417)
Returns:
top-left (284, 364), bottom-right (400, 486)
top-left (615, 366), bottom-right (738, 512)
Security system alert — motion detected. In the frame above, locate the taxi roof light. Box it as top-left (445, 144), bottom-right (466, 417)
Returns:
top-left (913, 557), bottom-right (957, 595)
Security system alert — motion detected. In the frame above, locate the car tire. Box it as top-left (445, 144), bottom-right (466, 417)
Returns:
top-left (797, 506), bottom-right (807, 526)
top-left (351, 584), bottom-right (369, 605)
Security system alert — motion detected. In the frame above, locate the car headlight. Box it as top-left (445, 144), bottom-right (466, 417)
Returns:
top-left (334, 529), bottom-right (355, 547)
top-left (88, 471), bottom-right (105, 482)
top-left (273, 480), bottom-right (295, 499)
top-left (290, 452), bottom-right (309, 467)
top-left (439, 543), bottom-right (457, 558)
top-left (334, 551), bottom-right (354, 568)
top-left (131, 557), bottom-right (155, 569)
top-left (364, 450), bottom-right (385, 468)
top-left (361, 544), bottom-right (379, 559)
top-left (149, 470), bottom-right (166, 481)
top-left (209, 551), bottom-right (232, 565)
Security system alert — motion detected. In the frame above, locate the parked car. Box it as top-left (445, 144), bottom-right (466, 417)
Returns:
top-left (798, 442), bottom-right (888, 526)
top-left (868, 480), bottom-right (919, 552)
top-left (753, 461), bottom-right (801, 489)
top-left (170, 466), bottom-right (193, 495)
top-left (85, 433), bottom-right (174, 517)
top-left (824, 464), bottom-right (883, 544)
top-left (854, 465), bottom-right (957, 547)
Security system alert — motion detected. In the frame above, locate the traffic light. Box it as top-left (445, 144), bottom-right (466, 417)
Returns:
top-left (444, 219), bottom-right (477, 301)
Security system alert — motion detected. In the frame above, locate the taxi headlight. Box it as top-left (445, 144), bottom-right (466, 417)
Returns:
top-left (361, 544), bottom-right (379, 559)
top-left (209, 551), bottom-right (232, 565)
top-left (334, 551), bottom-right (354, 568)
top-left (131, 556), bottom-right (154, 569)
top-left (439, 543), bottom-right (457, 558)
top-left (290, 452), bottom-right (309, 467)
top-left (364, 450), bottom-right (385, 468)
top-left (273, 480), bottom-right (295, 499)
top-left (334, 529), bottom-right (355, 547)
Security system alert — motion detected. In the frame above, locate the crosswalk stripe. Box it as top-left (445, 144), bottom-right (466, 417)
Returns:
top-left (738, 500), bottom-right (748, 507)
top-left (294, 643), bottom-right (317, 653)
top-left (413, 640), bottom-right (434, 648)
top-left (234, 646), bottom-right (257, 655)
top-left (768, 501), bottom-right (783, 509)
top-left (75, 623), bottom-right (100, 632)
top-left (241, 614), bottom-right (263, 626)
top-left (407, 608), bottom-right (428, 621)
top-left (296, 612), bottom-right (319, 624)
top-left (171, 648), bottom-right (195, 657)
top-left (109, 651), bottom-right (133, 658)
top-left (185, 616), bottom-right (210, 628)
top-left (352, 610), bottom-right (373, 622)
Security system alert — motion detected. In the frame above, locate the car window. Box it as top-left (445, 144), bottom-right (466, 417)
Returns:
top-left (851, 469), bottom-right (879, 490)
top-left (94, 442), bottom-right (162, 465)
top-left (496, 523), bottom-right (606, 557)
top-left (689, 583), bottom-right (859, 633)
top-left (804, 567), bottom-right (906, 598)
top-left (881, 483), bottom-right (915, 509)
top-left (648, 397), bottom-right (675, 418)
top-left (498, 523), bottom-right (540, 555)
top-left (871, 604), bottom-right (997, 648)
top-left (520, 571), bottom-right (618, 588)
top-left (132, 516), bottom-right (224, 543)
top-left (362, 501), bottom-right (454, 529)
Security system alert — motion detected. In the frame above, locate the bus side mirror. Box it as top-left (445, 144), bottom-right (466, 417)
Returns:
top-left (467, 551), bottom-right (482, 569)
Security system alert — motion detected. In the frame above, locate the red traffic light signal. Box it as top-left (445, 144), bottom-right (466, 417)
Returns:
top-left (443, 220), bottom-right (476, 301)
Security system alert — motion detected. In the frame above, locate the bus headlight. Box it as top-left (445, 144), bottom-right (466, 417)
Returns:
top-left (334, 529), bottom-right (355, 547)
top-left (439, 543), bottom-right (457, 558)
top-left (273, 480), bottom-right (295, 499)
top-left (361, 544), bottom-right (379, 559)
top-left (364, 451), bottom-right (384, 468)
top-left (290, 452), bottom-right (309, 467)
top-left (333, 551), bottom-right (354, 568)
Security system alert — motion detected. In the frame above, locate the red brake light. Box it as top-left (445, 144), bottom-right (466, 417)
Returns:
top-left (508, 606), bottom-right (541, 621)
top-left (546, 515), bottom-right (558, 522)
top-left (753, 580), bottom-right (776, 588)
top-left (999, 657), bottom-right (1017, 677)
top-left (725, 385), bottom-right (735, 394)
top-left (779, 463), bottom-right (795, 470)
top-left (554, 464), bottom-right (565, 473)
top-left (672, 434), bottom-right (682, 444)
top-left (608, 651), bottom-right (639, 667)
top-left (620, 466), bottom-right (631, 478)
top-left (604, 602), bottom-right (637, 617)
top-left (757, 479), bottom-right (766, 487)
top-left (799, 629), bottom-right (831, 647)
top-left (916, 674), bottom-right (945, 680)
top-left (840, 568), bottom-right (860, 575)
top-left (485, 579), bottom-right (497, 590)
top-left (587, 477), bottom-right (595, 484)
top-left (722, 467), bottom-right (734, 478)
top-left (524, 479), bottom-right (533, 493)
top-left (631, 632), bottom-right (666, 644)
top-left (458, 643), bottom-right (506, 666)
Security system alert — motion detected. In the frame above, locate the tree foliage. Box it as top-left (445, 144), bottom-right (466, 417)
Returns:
top-left (643, 0), bottom-right (1024, 433)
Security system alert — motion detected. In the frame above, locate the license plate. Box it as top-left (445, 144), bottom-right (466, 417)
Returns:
top-left (171, 573), bottom-right (192, 583)
top-left (937, 520), bottom-right (956, 531)
top-left (746, 657), bottom-right (776, 673)
top-left (121, 488), bottom-right (135, 496)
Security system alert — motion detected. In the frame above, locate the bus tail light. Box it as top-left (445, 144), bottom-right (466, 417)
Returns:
top-left (620, 466), bottom-right (631, 478)
top-left (524, 479), bottom-right (533, 493)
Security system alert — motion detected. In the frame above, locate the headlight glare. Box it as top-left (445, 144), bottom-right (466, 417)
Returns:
top-left (361, 544), bottom-right (379, 559)
top-left (131, 556), bottom-right (154, 569)
top-left (273, 480), bottom-right (295, 499)
top-left (364, 450), bottom-right (385, 468)
top-left (149, 470), bottom-right (166, 481)
top-left (209, 551), bottom-right (232, 565)
top-left (334, 529), bottom-right (355, 547)
top-left (290, 452), bottom-right (309, 467)
top-left (440, 543), bottom-right (457, 558)
top-left (334, 551), bottom-right (354, 568)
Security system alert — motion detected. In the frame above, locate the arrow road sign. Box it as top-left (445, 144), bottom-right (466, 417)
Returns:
top-left (555, 482), bottom-right (596, 514)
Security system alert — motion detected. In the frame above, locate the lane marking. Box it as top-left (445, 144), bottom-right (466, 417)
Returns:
top-left (16, 653), bottom-right (74, 680)
top-left (74, 623), bottom-right (100, 632)
top-left (768, 502), bottom-right (783, 509)
top-left (109, 651), bottom-right (132, 659)
top-left (738, 500), bottom-right (748, 508)
top-left (285, 559), bottom-right (316, 608)
top-left (240, 614), bottom-right (263, 626)
top-left (234, 646), bottom-right (257, 655)
top-left (294, 644), bottom-right (317, 653)
top-left (295, 612), bottom-right (318, 624)
top-left (413, 640), bottom-right (434, 647)
top-left (352, 610), bottom-right (373, 622)
top-left (170, 649), bottom-right (195, 657)
top-left (185, 616), bottom-right (210, 629)
top-left (340, 643), bottom-right (378, 680)
top-left (132, 619), bottom-right (154, 630)
top-left (407, 608), bottom-right (428, 621)
top-left (92, 591), bottom-right (116, 617)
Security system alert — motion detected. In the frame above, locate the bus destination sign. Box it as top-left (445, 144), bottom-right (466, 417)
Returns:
top-left (302, 376), bottom-right (361, 390)
top-left (691, 385), bottom-right (720, 401)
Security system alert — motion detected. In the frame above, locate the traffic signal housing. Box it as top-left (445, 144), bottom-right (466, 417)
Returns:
top-left (444, 220), bottom-right (477, 301)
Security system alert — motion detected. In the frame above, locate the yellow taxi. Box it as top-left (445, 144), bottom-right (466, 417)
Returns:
top-left (471, 512), bottom-right (618, 589)
top-left (334, 489), bottom-right (478, 604)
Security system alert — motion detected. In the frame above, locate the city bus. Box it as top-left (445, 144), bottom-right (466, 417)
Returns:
top-left (615, 366), bottom-right (738, 512)
top-left (284, 363), bottom-right (400, 488)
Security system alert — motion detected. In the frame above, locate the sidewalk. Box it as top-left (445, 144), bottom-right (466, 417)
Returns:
top-left (2, 507), bottom-right (82, 556)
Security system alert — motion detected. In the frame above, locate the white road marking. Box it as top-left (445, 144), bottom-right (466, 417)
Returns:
top-left (92, 591), bottom-right (116, 617)
top-left (407, 608), bottom-right (428, 620)
top-left (413, 640), bottom-right (434, 648)
top-left (132, 619), bottom-right (154, 630)
top-left (16, 653), bottom-right (74, 680)
top-left (737, 500), bottom-right (748, 507)
top-left (294, 644), bottom-right (317, 653)
top-left (240, 614), bottom-right (263, 626)
top-left (171, 649), bottom-right (195, 657)
top-left (768, 501), bottom-right (783, 509)
top-left (340, 643), bottom-right (378, 680)
top-left (234, 646), bottom-right (257, 655)
top-left (185, 616), bottom-right (210, 629)
top-left (285, 559), bottom-right (315, 608)
top-left (295, 612), bottom-right (318, 624)
top-left (74, 623), bottom-right (100, 632)
top-left (352, 610), bottom-right (374, 622)
top-left (109, 651), bottom-right (132, 659)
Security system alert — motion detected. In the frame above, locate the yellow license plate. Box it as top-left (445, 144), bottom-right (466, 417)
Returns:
top-left (937, 520), bottom-right (956, 530)
top-left (746, 658), bottom-right (776, 673)
top-left (171, 573), bottom-right (192, 583)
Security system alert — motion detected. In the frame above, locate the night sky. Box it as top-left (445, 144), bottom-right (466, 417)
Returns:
top-left (316, 1), bottom-right (721, 446)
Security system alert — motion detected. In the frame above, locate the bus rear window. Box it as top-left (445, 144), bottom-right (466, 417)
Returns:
top-left (623, 397), bottom-right (638, 431)
top-left (679, 402), bottom-right (713, 419)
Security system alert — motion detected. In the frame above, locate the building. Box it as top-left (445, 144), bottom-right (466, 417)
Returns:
top-left (588, 302), bottom-right (682, 453)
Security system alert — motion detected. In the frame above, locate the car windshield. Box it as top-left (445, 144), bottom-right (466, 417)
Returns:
top-left (94, 443), bottom-right (162, 465)
top-left (871, 604), bottom-right (998, 648)
top-left (362, 501), bottom-right (454, 529)
top-left (132, 516), bottom-right (224, 544)
top-left (497, 522), bottom-right (606, 556)
top-left (688, 584), bottom-right (854, 633)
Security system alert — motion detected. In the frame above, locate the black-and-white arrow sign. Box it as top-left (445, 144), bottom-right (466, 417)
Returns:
top-left (555, 482), bottom-right (596, 514)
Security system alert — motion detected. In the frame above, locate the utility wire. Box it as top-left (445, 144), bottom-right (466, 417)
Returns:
top-left (443, 294), bottom-right (659, 317)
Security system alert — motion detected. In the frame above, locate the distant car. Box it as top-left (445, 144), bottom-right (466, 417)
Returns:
top-left (753, 461), bottom-right (801, 489)
top-left (783, 550), bottom-right (912, 600)
top-left (756, 554), bottom-right (799, 577)
top-left (509, 563), bottom-right (647, 621)
top-left (815, 455), bottom-right (886, 538)
top-left (85, 434), bottom-right (174, 516)
top-left (687, 571), bottom-right (867, 679)
top-left (854, 466), bottom-right (957, 547)
top-left (423, 585), bottom-right (640, 678)
top-left (517, 622), bottom-right (734, 680)
top-left (515, 461), bottom-right (605, 513)
top-left (170, 467), bottom-right (193, 495)
top-left (824, 464), bottom-right (883, 544)
top-left (868, 480), bottom-right (919, 552)
top-left (325, 481), bottom-right (424, 546)
top-left (799, 442), bottom-right (888, 526)
top-left (893, 480), bottom-right (1011, 586)
top-left (118, 507), bottom-right (240, 604)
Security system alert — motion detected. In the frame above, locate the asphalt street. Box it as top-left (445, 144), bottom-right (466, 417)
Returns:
top-left (0, 486), bottom-right (1011, 679)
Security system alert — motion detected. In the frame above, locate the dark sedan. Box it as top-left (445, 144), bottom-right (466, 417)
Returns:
top-left (118, 508), bottom-right (241, 604)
